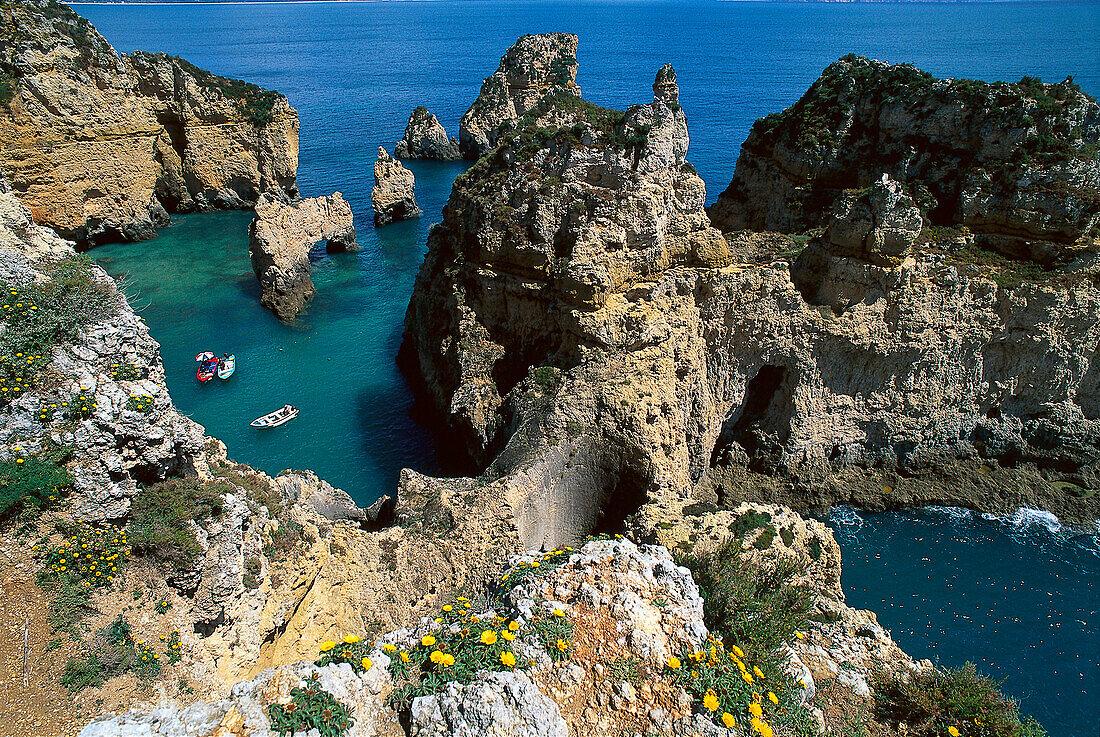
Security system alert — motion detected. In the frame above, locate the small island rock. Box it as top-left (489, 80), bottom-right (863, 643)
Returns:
top-left (395, 106), bottom-right (462, 160)
top-left (249, 192), bottom-right (357, 321)
top-left (372, 147), bottom-right (421, 226)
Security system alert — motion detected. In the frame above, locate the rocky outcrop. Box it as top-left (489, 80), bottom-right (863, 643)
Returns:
top-left (81, 533), bottom-right (925, 737)
top-left (709, 55), bottom-right (1100, 265)
top-left (248, 192), bottom-right (357, 321)
top-left (402, 44), bottom-right (1100, 541)
top-left (401, 61), bottom-right (731, 470)
top-left (0, 0), bottom-right (299, 245)
top-left (372, 147), bottom-right (420, 226)
top-left (395, 106), bottom-right (462, 160)
top-left (821, 174), bottom-right (923, 266)
top-left (0, 177), bottom-right (71, 260)
top-left (458, 33), bottom-right (581, 159)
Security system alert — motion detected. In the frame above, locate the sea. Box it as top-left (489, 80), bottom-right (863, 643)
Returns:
top-left (77, 2), bottom-right (1099, 732)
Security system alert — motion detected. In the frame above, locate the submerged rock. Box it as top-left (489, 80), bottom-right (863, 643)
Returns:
top-left (708, 54), bottom-right (1100, 264)
top-left (248, 192), bottom-right (357, 321)
top-left (458, 33), bottom-right (581, 159)
top-left (372, 146), bottom-right (421, 226)
top-left (395, 106), bottom-right (462, 160)
top-left (0, 0), bottom-right (299, 246)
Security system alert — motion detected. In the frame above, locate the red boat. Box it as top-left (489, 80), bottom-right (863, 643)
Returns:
top-left (195, 351), bottom-right (217, 383)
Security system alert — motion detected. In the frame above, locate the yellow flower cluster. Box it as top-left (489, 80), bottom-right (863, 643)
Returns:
top-left (126, 394), bottom-right (155, 414)
top-left (665, 635), bottom-right (781, 736)
top-left (43, 524), bottom-right (128, 588)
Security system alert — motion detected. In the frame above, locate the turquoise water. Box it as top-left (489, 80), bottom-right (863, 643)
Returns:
top-left (79, 2), bottom-right (1100, 732)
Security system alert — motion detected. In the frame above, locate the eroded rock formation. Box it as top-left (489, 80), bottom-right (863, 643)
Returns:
top-left (248, 192), bottom-right (357, 321)
top-left (372, 146), bottom-right (421, 226)
top-left (708, 55), bottom-right (1100, 265)
top-left (402, 51), bottom-right (1100, 546)
top-left (0, 0), bottom-right (299, 245)
top-left (395, 106), bottom-right (462, 160)
top-left (458, 33), bottom-right (581, 159)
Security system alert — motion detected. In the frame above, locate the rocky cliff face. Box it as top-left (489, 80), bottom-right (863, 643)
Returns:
top-left (372, 146), bottom-right (420, 226)
top-left (709, 55), bottom-right (1100, 265)
top-left (395, 106), bottom-right (462, 160)
top-left (249, 192), bottom-right (357, 321)
top-left (458, 33), bottom-right (581, 160)
top-left (402, 48), bottom-right (1100, 541)
top-left (0, 0), bottom-right (299, 246)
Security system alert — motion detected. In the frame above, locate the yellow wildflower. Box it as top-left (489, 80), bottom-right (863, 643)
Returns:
top-left (421, 635), bottom-right (436, 647)
top-left (742, 671), bottom-right (754, 685)
top-left (480, 630), bottom-right (498, 645)
top-left (722, 713), bottom-right (736, 729)
top-left (948, 728), bottom-right (960, 737)
top-left (344, 635), bottom-right (360, 644)
top-left (501, 630), bottom-right (516, 641)
top-left (731, 644), bottom-right (745, 658)
top-left (552, 608), bottom-right (565, 617)
top-left (500, 651), bottom-right (516, 667)
top-left (556, 639), bottom-right (568, 652)
top-left (753, 665), bottom-right (765, 680)
top-left (382, 643), bottom-right (397, 653)
top-left (508, 621), bottom-right (520, 632)
top-left (361, 657), bottom-right (373, 670)
top-left (667, 656), bottom-right (681, 670)
top-left (320, 641), bottom-right (336, 652)
top-left (767, 691), bottom-right (778, 705)
top-left (443, 605), bottom-right (453, 612)
top-left (400, 651), bottom-right (410, 663)
top-left (749, 702), bottom-right (763, 719)
top-left (703, 690), bottom-right (719, 712)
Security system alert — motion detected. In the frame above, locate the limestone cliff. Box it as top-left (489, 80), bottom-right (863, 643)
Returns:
top-left (401, 50), bottom-right (1100, 541)
top-left (371, 146), bottom-right (420, 226)
top-left (248, 192), bottom-right (357, 321)
top-left (395, 106), bottom-right (462, 160)
top-left (0, 0), bottom-right (299, 245)
top-left (708, 55), bottom-right (1100, 265)
top-left (458, 33), bottom-right (581, 160)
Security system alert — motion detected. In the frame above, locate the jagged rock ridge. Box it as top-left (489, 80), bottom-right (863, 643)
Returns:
top-left (709, 54), bottom-right (1100, 264)
top-left (0, 0), bottom-right (299, 245)
top-left (458, 33), bottom-right (581, 160)
top-left (395, 106), bottom-right (462, 160)
top-left (248, 192), bottom-right (357, 321)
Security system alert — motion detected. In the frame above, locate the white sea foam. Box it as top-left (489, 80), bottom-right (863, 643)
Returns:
top-left (827, 506), bottom-right (865, 530)
top-left (1006, 507), bottom-right (1062, 534)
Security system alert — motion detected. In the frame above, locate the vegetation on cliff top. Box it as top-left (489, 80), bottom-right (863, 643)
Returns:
top-left (751, 54), bottom-right (1095, 167)
top-left (162, 54), bottom-right (283, 127)
top-left (873, 662), bottom-right (1047, 737)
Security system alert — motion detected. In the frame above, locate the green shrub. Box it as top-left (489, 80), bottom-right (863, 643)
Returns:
top-left (873, 662), bottom-right (1046, 737)
top-left (532, 365), bottom-right (562, 393)
top-left (41, 522), bottom-right (128, 591)
top-left (268, 675), bottom-right (355, 737)
top-left (678, 540), bottom-right (812, 667)
top-left (0, 256), bottom-right (119, 360)
top-left (665, 636), bottom-right (808, 735)
top-left (129, 478), bottom-right (228, 571)
top-left (46, 579), bottom-right (98, 639)
top-left (0, 453), bottom-right (71, 521)
top-left (126, 394), bottom-right (154, 414)
top-left (106, 358), bottom-right (144, 381)
top-left (65, 388), bottom-right (97, 419)
top-left (727, 509), bottom-right (773, 539)
top-left (62, 615), bottom-right (165, 692)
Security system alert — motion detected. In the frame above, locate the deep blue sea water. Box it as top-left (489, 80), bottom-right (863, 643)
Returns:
top-left (78, 2), bottom-right (1100, 732)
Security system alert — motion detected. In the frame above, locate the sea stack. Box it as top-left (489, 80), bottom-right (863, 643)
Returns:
top-left (458, 33), bottom-right (581, 159)
top-left (372, 147), bottom-right (421, 226)
top-left (394, 106), bottom-right (462, 160)
top-left (0, 0), bottom-right (299, 246)
top-left (248, 192), bottom-right (357, 321)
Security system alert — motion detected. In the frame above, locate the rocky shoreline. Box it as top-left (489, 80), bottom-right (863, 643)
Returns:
top-left (0, 3), bottom-right (1093, 734)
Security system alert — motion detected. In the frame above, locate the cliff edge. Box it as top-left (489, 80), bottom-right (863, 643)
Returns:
top-left (0, 0), bottom-right (299, 246)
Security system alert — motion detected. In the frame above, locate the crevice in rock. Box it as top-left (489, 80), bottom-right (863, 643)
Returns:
top-left (710, 364), bottom-right (796, 474)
